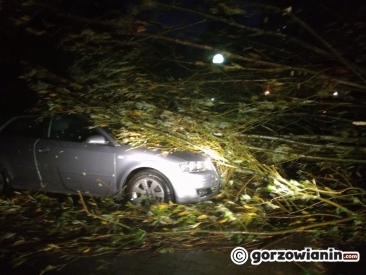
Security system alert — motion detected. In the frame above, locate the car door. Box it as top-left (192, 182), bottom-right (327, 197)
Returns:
top-left (35, 115), bottom-right (117, 196)
top-left (0, 116), bottom-right (46, 189)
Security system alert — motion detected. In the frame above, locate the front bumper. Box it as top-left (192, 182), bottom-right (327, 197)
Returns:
top-left (170, 170), bottom-right (221, 204)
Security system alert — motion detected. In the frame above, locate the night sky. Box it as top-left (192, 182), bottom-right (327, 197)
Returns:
top-left (0, 0), bottom-right (365, 122)
top-left (0, 11), bottom-right (66, 121)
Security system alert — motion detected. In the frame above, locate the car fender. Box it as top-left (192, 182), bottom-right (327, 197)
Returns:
top-left (116, 158), bottom-right (180, 193)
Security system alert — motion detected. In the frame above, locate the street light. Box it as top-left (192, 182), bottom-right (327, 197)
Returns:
top-left (212, 54), bottom-right (224, 64)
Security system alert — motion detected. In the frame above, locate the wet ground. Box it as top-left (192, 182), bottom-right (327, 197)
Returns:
top-left (1, 235), bottom-right (364, 275)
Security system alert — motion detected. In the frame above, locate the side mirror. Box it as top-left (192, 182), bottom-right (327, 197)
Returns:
top-left (86, 135), bottom-right (109, 145)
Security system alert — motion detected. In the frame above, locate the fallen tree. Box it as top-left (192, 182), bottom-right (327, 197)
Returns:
top-left (1, 0), bottom-right (366, 272)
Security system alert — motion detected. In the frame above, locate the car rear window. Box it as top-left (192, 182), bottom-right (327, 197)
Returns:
top-left (0, 117), bottom-right (45, 138)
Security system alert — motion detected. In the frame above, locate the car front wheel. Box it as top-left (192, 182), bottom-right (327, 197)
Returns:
top-left (126, 170), bottom-right (173, 205)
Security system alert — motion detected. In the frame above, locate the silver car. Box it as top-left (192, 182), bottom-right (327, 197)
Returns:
top-left (0, 114), bottom-right (220, 204)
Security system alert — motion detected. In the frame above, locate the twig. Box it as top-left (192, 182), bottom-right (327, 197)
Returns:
top-left (77, 191), bottom-right (131, 230)
top-left (151, 216), bottom-right (359, 236)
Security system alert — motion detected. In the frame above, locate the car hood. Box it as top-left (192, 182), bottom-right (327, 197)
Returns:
top-left (169, 151), bottom-right (208, 162)
top-left (120, 146), bottom-right (208, 162)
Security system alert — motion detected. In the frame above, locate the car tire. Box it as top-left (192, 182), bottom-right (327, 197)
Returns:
top-left (126, 169), bottom-right (173, 205)
top-left (0, 168), bottom-right (10, 196)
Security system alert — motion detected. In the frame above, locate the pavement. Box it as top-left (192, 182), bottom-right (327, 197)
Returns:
top-left (0, 250), bottom-right (315, 275)
top-left (1, 235), bottom-right (365, 275)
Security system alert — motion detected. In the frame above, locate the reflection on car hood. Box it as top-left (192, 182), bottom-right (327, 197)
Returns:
top-left (169, 151), bottom-right (208, 162)
top-left (120, 145), bottom-right (208, 162)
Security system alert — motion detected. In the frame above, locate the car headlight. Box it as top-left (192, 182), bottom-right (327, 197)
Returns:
top-left (179, 160), bottom-right (214, 173)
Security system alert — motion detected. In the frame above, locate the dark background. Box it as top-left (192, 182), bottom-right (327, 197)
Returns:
top-left (0, 0), bottom-right (365, 119)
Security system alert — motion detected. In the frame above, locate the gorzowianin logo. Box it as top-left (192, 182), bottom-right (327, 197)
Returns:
top-left (230, 247), bottom-right (249, 265)
top-left (230, 247), bottom-right (359, 265)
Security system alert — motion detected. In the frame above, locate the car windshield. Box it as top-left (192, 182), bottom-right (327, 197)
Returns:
top-left (97, 122), bottom-right (131, 145)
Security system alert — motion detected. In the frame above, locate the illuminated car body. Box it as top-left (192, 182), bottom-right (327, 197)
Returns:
top-left (0, 114), bottom-right (220, 204)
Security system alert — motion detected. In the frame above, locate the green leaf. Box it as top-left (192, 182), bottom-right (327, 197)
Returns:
top-left (1, 232), bottom-right (16, 241)
top-left (231, 234), bottom-right (243, 245)
top-left (40, 265), bottom-right (62, 275)
top-left (158, 247), bottom-right (174, 254)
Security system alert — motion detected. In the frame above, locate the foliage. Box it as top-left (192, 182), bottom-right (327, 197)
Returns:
top-left (1, 168), bottom-right (365, 272)
top-left (1, 0), bottom-right (366, 272)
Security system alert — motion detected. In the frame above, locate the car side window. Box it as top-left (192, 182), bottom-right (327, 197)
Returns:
top-left (48, 115), bottom-right (100, 142)
top-left (0, 116), bottom-right (45, 138)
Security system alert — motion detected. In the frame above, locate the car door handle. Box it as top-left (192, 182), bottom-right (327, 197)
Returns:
top-left (38, 147), bottom-right (50, 153)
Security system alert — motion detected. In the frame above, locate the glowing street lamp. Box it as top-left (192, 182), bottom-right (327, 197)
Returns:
top-left (212, 54), bottom-right (224, 64)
